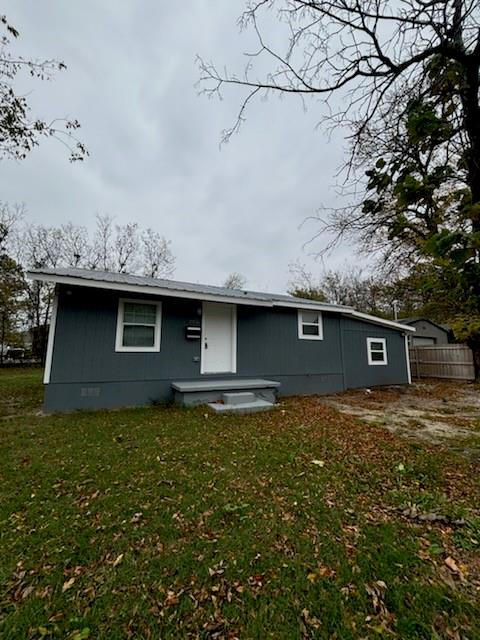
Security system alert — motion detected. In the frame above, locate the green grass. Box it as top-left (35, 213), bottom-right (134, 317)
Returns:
top-left (1, 369), bottom-right (479, 639)
top-left (0, 367), bottom-right (43, 415)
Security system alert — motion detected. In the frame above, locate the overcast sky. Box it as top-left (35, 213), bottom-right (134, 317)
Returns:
top-left (1, 1), bottom-right (364, 292)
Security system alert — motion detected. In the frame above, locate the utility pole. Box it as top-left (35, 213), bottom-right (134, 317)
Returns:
top-left (393, 300), bottom-right (399, 322)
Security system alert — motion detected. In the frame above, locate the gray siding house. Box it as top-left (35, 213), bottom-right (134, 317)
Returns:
top-left (29, 268), bottom-right (414, 412)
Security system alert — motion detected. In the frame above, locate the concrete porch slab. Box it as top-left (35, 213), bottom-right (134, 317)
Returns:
top-left (171, 379), bottom-right (281, 392)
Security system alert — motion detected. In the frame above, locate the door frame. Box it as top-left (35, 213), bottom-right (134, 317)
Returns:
top-left (200, 302), bottom-right (237, 375)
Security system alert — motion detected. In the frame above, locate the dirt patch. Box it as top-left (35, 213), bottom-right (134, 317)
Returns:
top-left (321, 380), bottom-right (480, 452)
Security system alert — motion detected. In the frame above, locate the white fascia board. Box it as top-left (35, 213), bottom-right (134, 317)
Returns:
top-left (273, 300), bottom-right (352, 313)
top-left (345, 310), bottom-right (416, 333)
top-left (27, 272), bottom-right (417, 328)
top-left (26, 272), bottom-right (273, 307)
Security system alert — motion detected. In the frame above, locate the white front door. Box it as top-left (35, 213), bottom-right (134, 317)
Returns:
top-left (201, 302), bottom-right (237, 374)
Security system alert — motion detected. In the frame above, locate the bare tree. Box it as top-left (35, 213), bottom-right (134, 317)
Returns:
top-left (113, 222), bottom-right (140, 274)
top-left (90, 216), bottom-right (142, 274)
top-left (90, 213), bottom-right (114, 271)
top-left (19, 224), bottom-right (65, 330)
top-left (21, 225), bottom-right (64, 270)
top-left (0, 208), bottom-right (178, 361)
top-left (141, 229), bottom-right (175, 278)
top-left (287, 262), bottom-right (325, 300)
top-left (0, 202), bottom-right (25, 251)
top-left (288, 262), bottom-right (396, 315)
top-left (59, 223), bottom-right (90, 267)
top-left (223, 272), bottom-right (247, 289)
top-left (198, 1), bottom-right (480, 245)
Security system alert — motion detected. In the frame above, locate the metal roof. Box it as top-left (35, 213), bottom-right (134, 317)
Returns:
top-left (27, 267), bottom-right (415, 332)
top-left (399, 317), bottom-right (449, 332)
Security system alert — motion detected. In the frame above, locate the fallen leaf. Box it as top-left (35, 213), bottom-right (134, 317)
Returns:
top-left (130, 512), bottom-right (143, 523)
top-left (21, 585), bottom-right (34, 599)
top-left (62, 577), bottom-right (75, 592)
top-left (164, 590), bottom-right (179, 607)
top-left (444, 556), bottom-right (461, 574)
top-left (301, 607), bottom-right (321, 629)
top-left (113, 553), bottom-right (124, 567)
top-left (318, 565), bottom-right (336, 578)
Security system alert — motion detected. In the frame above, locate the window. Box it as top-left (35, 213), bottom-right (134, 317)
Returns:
top-left (367, 337), bottom-right (387, 365)
top-left (115, 298), bottom-right (161, 352)
top-left (298, 310), bottom-right (323, 340)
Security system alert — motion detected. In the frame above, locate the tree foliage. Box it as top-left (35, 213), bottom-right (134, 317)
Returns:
top-left (223, 272), bottom-right (247, 289)
top-left (288, 261), bottom-right (468, 323)
top-left (0, 15), bottom-right (87, 161)
top-left (0, 207), bottom-right (26, 359)
top-left (288, 263), bottom-right (395, 316)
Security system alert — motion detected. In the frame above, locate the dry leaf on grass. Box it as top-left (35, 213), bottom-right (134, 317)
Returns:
top-left (444, 556), bottom-right (460, 573)
top-left (62, 577), bottom-right (75, 592)
top-left (113, 553), bottom-right (124, 567)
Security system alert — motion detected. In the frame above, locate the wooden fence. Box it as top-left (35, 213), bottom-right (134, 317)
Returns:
top-left (408, 345), bottom-right (475, 381)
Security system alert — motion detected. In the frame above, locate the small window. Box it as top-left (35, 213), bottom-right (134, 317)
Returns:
top-left (367, 337), bottom-right (387, 365)
top-left (115, 299), bottom-right (161, 352)
top-left (298, 310), bottom-right (323, 340)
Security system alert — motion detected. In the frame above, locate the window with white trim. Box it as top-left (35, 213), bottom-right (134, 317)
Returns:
top-left (298, 310), bottom-right (323, 340)
top-left (367, 337), bottom-right (387, 365)
top-left (115, 299), bottom-right (161, 352)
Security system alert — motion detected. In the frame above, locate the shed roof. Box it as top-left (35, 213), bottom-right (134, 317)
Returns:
top-left (28, 267), bottom-right (415, 333)
top-left (398, 317), bottom-right (449, 332)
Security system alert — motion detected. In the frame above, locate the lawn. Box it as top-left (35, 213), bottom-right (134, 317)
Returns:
top-left (0, 369), bottom-right (479, 639)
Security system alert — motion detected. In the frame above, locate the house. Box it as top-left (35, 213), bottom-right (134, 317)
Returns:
top-left (398, 317), bottom-right (451, 347)
top-left (27, 268), bottom-right (415, 412)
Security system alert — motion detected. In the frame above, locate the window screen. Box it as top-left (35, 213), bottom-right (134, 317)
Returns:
top-left (298, 311), bottom-right (323, 339)
top-left (116, 300), bottom-right (161, 352)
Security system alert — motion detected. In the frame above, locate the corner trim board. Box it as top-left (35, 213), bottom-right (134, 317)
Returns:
top-left (404, 334), bottom-right (412, 384)
top-left (43, 293), bottom-right (59, 384)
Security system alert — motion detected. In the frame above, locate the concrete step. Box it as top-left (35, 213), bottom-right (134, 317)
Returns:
top-left (172, 378), bottom-right (280, 407)
top-left (207, 399), bottom-right (275, 415)
top-left (222, 391), bottom-right (256, 405)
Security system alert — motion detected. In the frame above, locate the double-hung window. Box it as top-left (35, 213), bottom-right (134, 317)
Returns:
top-left (115, 299), bottom-right (162, 352)
top-left (298, 310), bottom-right (323, 340)
top-left (367, 337), bottom-right (387, 365)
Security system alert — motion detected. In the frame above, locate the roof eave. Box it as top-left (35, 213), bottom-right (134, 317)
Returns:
top-left (26, 270), bottom-right (274, 307)
top-left (344, 309), bottom-right (416, 332)
top-left (26, 270), bottom-right (414, 331)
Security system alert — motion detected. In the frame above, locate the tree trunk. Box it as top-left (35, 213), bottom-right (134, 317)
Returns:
top-left (471, 344), bottom-right (480, 381)
top-left (0, 311), bottom-right (5, 366)
top-left (461, 59), bottom-right (480, 232)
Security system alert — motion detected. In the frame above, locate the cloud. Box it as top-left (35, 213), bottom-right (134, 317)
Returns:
top-left (0, 1), bottom-right (367, 291)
